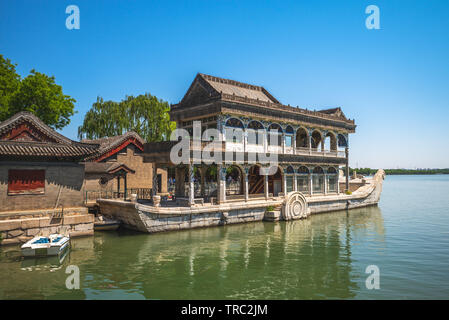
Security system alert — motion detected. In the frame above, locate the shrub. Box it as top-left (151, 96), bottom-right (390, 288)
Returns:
top-left (345, 190), bottom-right (352, 195)
top-left (266, 205), bottom-right (275, 212)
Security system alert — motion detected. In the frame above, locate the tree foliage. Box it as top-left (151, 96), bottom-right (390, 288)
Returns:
top-left (78, 93), bottom-right (176, 142)
top-left (0, 55), bottom-right (20, 120)
top-left (0, 54), bottom-right (76, 129)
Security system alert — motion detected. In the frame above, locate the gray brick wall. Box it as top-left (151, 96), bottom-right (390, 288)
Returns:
top-left (0, 162), bottom-right (85, 212)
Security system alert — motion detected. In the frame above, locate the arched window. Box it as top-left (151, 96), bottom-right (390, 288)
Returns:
top-left (297, 166), bottom-right (309, 193)
top-left (311, 130), bottom-right (322, 150)
top-left (296, 128), bottom-right (308, 149)
top-left (286, 165), bottom-right (295, 192)
top-left (285, 125), bottom-right (294, 148)
top-left (324, 132), bottom-right (337, 152)
top-left (225, 118), bottom-right (244, 128)
top-left (204, 165), bottom-right (217, 200)
top-left (327, 167), bottom-right (337, 174)
top-left (267, 123), bottom-right (282, 146)
top-left (247, 121), bottom-right (264, 145)
top-left (327, 167), bottom-right (338, 193)
top-left (226, 165), bottom-right (243, 196)
top-left (268, 166), bottom-right (283, 196)
top-left (248, 165), bottom-right (264, 195)
top-left (338, 134), bottom-right (347, 148)
top-left (312, 166), bottom-right (324, 193)
top-left (225, 118), bottom-right (244, 143)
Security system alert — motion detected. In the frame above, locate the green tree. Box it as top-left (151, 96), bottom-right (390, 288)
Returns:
top-left (8, 70), bottom-right (76, 129)
top-left (78, 93), bottom-right (176, 142)
top-left (0, 55), bottom-right (76, 129)
top-left (0, 55), bottom-right (21, 120)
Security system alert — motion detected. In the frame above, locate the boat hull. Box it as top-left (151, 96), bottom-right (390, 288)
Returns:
top-left (97, 170), bottom-right (386, 234)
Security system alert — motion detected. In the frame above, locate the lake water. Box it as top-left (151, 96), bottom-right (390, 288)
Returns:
top-left (1, 175), bottom-right (449, 299)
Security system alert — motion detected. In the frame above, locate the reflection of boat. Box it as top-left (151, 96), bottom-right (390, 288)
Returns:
top-left (21, 247), bottom-right (70, 270)
top-left (94, 216), bottom-right (121, 231)
top-left (21, 234), bottom-right (70, 257)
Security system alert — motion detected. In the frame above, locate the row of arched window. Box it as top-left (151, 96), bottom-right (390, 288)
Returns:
top-left (173, 164), bottom-right (339, 200)
top-left (224, 117), bottom-right (348, 150)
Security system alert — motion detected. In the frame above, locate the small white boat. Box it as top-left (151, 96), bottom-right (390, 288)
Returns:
top-left (21, 234), bottom-right (70, 257)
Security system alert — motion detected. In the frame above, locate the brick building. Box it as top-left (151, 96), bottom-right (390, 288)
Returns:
top-left (0, 112), bottom-right (168, 213)
top-left (82, 131), bottom-right (167, 200)
top-left (0, 112), bottom-right (98, 212)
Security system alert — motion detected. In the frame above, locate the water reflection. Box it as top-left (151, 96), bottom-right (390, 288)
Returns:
top-left (0, 206), bottom-right (385, 299)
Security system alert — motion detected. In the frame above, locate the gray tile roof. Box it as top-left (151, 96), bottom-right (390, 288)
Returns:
top-left (0, 112), bottom-right (98, 160)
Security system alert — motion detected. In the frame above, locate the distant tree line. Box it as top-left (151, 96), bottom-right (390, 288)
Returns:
top-left (1, 54), bottom-right (176, 143)
top-left (350, 168), bottom-right (449, 176)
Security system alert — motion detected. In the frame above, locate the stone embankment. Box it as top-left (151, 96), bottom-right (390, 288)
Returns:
top-left (0, 207), bottom-right (94, 246)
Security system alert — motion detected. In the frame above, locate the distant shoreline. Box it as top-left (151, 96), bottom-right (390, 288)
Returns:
top-left (350, 168), bottom-right (449, 176)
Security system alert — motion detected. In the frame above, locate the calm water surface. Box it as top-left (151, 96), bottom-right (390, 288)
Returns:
top-left (1, 175), bottom-right (449, 299)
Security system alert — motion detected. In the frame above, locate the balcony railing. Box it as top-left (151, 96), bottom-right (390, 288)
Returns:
top-left (295, 147), bottom-right (346, 158)
top-left (188, 139), bottom-right (346, 158)
top-left (84, 188), bottom-right (153, 203)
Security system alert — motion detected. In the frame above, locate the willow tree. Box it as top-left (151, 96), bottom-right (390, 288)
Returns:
top-left (78, 93), bottom-right (176, 142)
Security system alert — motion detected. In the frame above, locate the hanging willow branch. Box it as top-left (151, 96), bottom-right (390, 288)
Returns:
top-left (78, 93), bottom-right (176, 142)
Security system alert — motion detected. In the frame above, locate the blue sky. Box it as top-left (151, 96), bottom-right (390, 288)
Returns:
top-left (1, 0), bottom-right (448, 168)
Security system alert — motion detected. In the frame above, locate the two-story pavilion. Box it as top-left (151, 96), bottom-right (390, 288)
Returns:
top-left (144, 73), bottom-right (356, 207)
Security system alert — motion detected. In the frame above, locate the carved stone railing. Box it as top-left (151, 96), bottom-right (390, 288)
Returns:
top-left (295, 147), bottom-right (345, 158)
top-left (188, 140), bottom-right (346, 158)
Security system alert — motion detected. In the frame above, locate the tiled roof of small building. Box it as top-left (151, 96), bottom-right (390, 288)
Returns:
top-left (0, 112), bottom-right (98, 160)
top-left (82, 131), bottom-right (145, 161)
top-left (83, 161), bottom-right (135, 174)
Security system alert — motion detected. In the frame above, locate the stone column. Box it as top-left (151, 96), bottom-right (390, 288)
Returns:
top-left (152, 163), bottom-right (158, 197)
top-left (324, 173), bottom-right (328, 195)
top-left (345, 147), bottom-right (349, 192)
top-left (308, 133), bottom-right (312, 155)
top-left (337, 169), bottom-right (340, 194)
top-left (292, 133), bottom-right (296, 155)
top-left (217, 164), bottom-right (226, 204)
top-left (188, 163), bottom-right (195, 206)
top-left (263, 131), bottom-right (267, 154)
top-left (282, 134), bottom-right (285, 154)
top-left (283, 171), bottom-right (287, 195)
top-left (244, 172), bottom-right (249, 202)
top-left (293, 173), bottom-right (298, 191)
top-left (264, 173), bottom-right (269, 200)
top-left (309, 173), bottom-right (313, 196)
top-left (243, 130), bottom-right (247, 153)
top-left (117, 176), bottom-right (120, 196)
